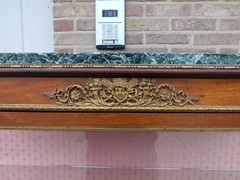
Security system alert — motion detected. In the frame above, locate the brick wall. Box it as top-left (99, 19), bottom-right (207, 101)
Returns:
top-left (53, 0), bottom-right (240, 53)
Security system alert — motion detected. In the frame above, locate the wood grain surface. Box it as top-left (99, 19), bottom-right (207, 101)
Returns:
top-left (0, 67), bottom-right (239, 130)
top-left (0, 78), bottom-right (239, 106)
top-left (0, 112), bottom-right (239, 129)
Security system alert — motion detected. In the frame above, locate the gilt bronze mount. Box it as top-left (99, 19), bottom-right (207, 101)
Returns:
top-left (45, 78), bottom-right (199, 108)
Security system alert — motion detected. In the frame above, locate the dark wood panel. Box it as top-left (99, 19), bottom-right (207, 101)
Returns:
top-left (0, 78), bottom-right (239, 106)
top-left (0, 112), bottom-right (239, 129)
top-left (0, 66), bottom-right (239, 130)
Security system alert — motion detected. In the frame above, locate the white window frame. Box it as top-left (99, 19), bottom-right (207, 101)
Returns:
top-left (0, 0), bottom-right (54, 53)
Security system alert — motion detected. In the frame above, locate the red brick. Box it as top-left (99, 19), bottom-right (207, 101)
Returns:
top-left (193, 4), bottom-right (240, 17)
top-left (54, 47), bottom-right (74, 53)
top-left (220, 19), bottom-right (240, 31)
top-left (146, 34), bottom-right (190, 44)
top-left (172, 19), bottom-right (216, 31)
top-left (171, 48), bottom-right (216, 53)
top-left (126, 0), bottom-right (166, 1)
top-left (124, 46), bottom-right (168, 53)
top-left (54, 33), bottom-right (95, 45)
top-left (76, 0), bottom-right (94, 1)
top-left (145, 0), bottom-right (167, 1)
top-left (126, 33), bottom-right (143, 45)
top-left (52, 0), bottom-right (240, 52)
top-left (126, 19), bottom-right (169, 31)
top-left (53, 4), bottom-right (94, 18)
top-left (194, 34), bottom-right (240, 45)
top-left (219, 48), bottom-right (239, 54)
top-left (76, 19), bottom-right (95, 31)
top-left (54, 0), bottom-right (72, 2)
top-left (126, 4), bottom-right (143, 17)
top-left (54, 20), bottom-right (74, 32)
top-left (126, 0), bottom-right (145, 1)
top-left (172, 0), bottom-right (217, 1)
top-left (53, 6), bottom-right (73, 18)
top-left (76, 46), bottom-right (96, 52)
top-left (146, 4), bottom-right (191, 16)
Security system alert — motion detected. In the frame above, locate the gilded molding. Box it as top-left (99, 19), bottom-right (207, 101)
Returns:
top-left (0, 104), bottom-right (240, 112)
top-left (0, 64), bottom-right (240, 69)
top-left (44, 78), bottom-right (199, 107)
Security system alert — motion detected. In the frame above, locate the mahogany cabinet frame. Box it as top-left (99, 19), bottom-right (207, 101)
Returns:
top-left (0, 64), bottom-right (239, 131)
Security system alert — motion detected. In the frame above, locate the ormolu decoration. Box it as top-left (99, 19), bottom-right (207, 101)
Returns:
top-left (44, 78), bottom-right (199, 107)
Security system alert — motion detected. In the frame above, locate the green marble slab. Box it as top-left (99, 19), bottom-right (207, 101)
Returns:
top-left (0, 53), bottom-right (239, 65)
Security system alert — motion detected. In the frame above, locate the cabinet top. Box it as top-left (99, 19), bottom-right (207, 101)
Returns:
top-left (0, 53), bottom-right (239, 65)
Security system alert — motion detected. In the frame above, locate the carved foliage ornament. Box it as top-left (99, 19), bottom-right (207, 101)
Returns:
top-left (45, 78), bottom-right (199, 107)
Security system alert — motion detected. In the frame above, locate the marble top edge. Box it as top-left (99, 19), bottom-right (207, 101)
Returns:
top-left (0, 53), bottom-right (239, 65)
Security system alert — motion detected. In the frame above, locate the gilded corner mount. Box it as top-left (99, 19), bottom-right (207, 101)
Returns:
top-left (44, 78), bottom-right (199, 108)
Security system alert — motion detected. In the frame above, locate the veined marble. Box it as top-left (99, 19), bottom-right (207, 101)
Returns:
top-left (0, 53), bottom-right (239, 64)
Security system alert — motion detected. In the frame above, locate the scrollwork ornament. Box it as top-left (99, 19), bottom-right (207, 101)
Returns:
top-left (44, 78), bottom-right (199, 107)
